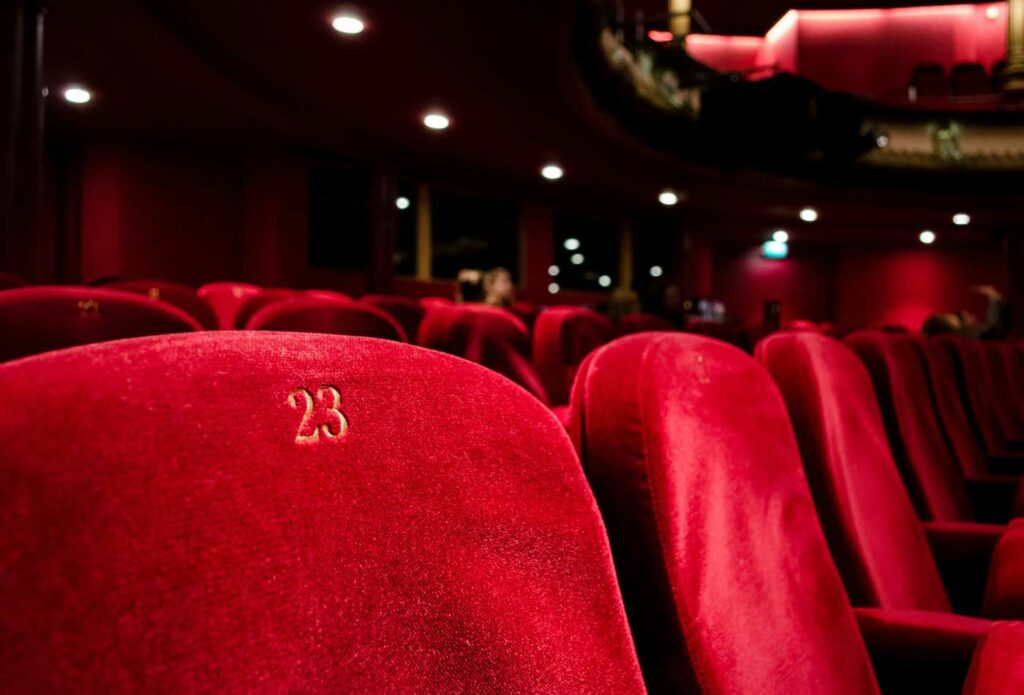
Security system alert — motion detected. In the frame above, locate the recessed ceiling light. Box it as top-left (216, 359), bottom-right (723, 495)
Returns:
top-left (331, 14), bottom-right (365, 35)
top-left (986, 5), bottom-right (1000, 20)
top-left (548, 282), bottom-right (560, 294)
top-left (658, 190), bottom-right (679, 206)
top-left (598, 275), bottom-right (612, 288)
top-left (649, 265), bottom-right (663, 278)
top-left (952, 213), bottom-right (971, 226)
top-left (799, 207), bottom-right (818, 222)
top-left (772, 230), bottom-right (789, 243)
top-left (423, 112), bottom-right (450, 130)
top-left (395, 196), bottom-right (410, 210)
top-left (541, 164), bottom-right (564, 180)
top-left (563, 238), bottom-right (580, 251)
top-left (919, 230), bottom-right (936, 244)
top-left (62, 86), bottom-right (92, 104)
top-left (548, 265), bottom-right (560, 277)
top-left (762, 240), bottom-right (788, 259)
top-left (570, 253), bottom-right (585, 265)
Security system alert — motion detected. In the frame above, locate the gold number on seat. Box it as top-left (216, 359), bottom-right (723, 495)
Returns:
top-left (317, 386), bottom-right (348, 439)
top-left (288, 385), bottom-right (349, 444)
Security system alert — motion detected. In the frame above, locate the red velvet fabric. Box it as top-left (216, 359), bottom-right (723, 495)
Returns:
top-left (0, 332), bottom-right (644, 692)
top-left (938, 336), bottom-right (1019, 454)
top-left (0, 286), bottom-right (201, 362)
top-left (1002, 343), bottom-right (1024, 415)
top-left (845, 331), bottom-right (976, 522)
top-left (103, 279), bottom-right (219, 330)
top-left (304, 289), bottom-right (351, 302)
top-left (617, 312), bottom-right (676, 334)
top-left (983, 519), bottom-right (1024, 619)
top-left (0, 272), bottom-right (26, 289)
top-left (533, 307), bottom-right (615, 406)
top-left (508, 301), bottom-right (539, 330)
top-left (756, 333), bottom-right (951, 612)
top-left (785, 319), bottom-right (822, 332)
top-left (246, 298), bottom-right (407, 342)
top-left (233, 288), bottom-right (301, 329)
top-left (361, 294), bottom-right (425, 342)
top-left (571, 333), bottom-right (879, 694)
top-left (684, 319), bottom-right (751, 350)
top-left (419, 304), bottom-right (548, 405)
top-left (963, 621), bottom-right (1024, 694)
top-left (197, 282), bottom-right (261, 330)
top-left (981, 342), bottom-right (1024, 443)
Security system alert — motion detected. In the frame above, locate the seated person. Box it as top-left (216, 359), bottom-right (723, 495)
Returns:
top-left (484, 267), bottom-right (514, 308)
top-left (922, 285), bottom-right (1009, 339)
top-left (456, 269), bottom-right (485, 304)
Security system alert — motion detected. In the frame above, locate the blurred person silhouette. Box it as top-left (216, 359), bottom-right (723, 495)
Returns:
top-left (456, 269), bottom-right (485, 304)
top-left (484, 267), bottom-right (515, 308)
top-left (921, 285), bottom-right (1009, 339)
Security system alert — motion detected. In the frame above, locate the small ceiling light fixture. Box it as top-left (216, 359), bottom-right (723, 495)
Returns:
top-left (548, 264), bottom-right (560, 277)
top-left (423, 112), bottom-right (450, 130)
top-left (799, 207), bottom-right (819, 223)
top-left (875, 132), bottom-right (890, 148)
top-left (570, 253), bottom-right (585, 265)
top-left (563, 238), bottom-right (580, 251)
top-left (548, 282), bottom-right (560, 294)
top-left (395, 196), bottom-right (410, 210)
top-left (541, 163), bottom-right (564, 180)
top-left (598, 274), bottom-right (612, 288)
top-left (62, 85), bottom-right (92, 104)
top-left (952, 212), bottom-right (971, 226)
top-left (331, 13), bottom-right (365, 35)
top-left (772, 230), bottom-right (789, 243)
top-left (762, 240), bottom-right (789, 259)
top-left (658, 190), bottom-right (679, 206)
top-left (986, 5), bottom-right (1000, 20)
top-left (649, 265), bottom-right (663, 278)
top-left (919, 230), bottom-right (936, 245)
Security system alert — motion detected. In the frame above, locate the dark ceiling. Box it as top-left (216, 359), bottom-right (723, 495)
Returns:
top-left (42, 0), bottom-right (1022, 241)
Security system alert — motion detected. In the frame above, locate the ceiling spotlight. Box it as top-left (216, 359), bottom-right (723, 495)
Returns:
top-left (772, 230), bottom-right (789, 243)
top-left (563, 238), bottom-right (580, 251)
top-left (762, 240), bottom-right (789, 259)
top-left (395, 196), bottom-right (410, 210)
top-left (875, 132), bottom-right (890, 148)
top-left (952, 213), bottom-right (971, 226)
top-left (799, 207), bottom-right (818, 223)
top-left (986, 5), bottom-right (1001, 20)
top-left (62, 86), bottom-right (92, 104)
top-left (919, 230), bottom-right (936, 245)
top-left (598, 275), bottom-right (612, 288)
top-left (658, 190), bottom-right (679, 206)
top-left (548, 282), bottom-right (560, 294)
top-left (548, 265), bottom-right (560, 277)
top-left (649, 265), bottom-right (663, 278)
top-left (423, 112), bottom-right (450, 130)
top-left (571, 253), bottom-right (585, 265)
top-left (331, 14), bottom-right (365, 35)
top-left (541, 164), bottom-right (564, 180)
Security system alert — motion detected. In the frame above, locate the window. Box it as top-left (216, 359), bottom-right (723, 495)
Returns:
top-left (308, 163), bottom-right (370, 272)
top-left (552, 214), bottom-right (618, 291)
top-left (430, 188), bottom-right (519, 280)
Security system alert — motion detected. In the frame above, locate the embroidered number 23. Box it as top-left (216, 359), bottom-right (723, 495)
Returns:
top-left (288, 386), bottom-right (349, 444)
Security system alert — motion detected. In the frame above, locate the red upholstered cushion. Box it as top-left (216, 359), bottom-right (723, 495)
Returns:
top-left (845, 331), bottom-right (974, 522)
top-left (0, 286), bottom-right (201, 362)
top-left (361, 295), bottom-right (425, 342)
top-left (571, 333), bottom-right (878, 694)
top-left (785, 319), bottom-right (822, 332)
top-left (963, 621), bottom-right (1024, 694)
top-left (233, 288), bottom-right (299, 329)
top-left (756, 333), bottom-right (951, 612)
top-left (983, 519), bottom-right (1024, 619)
top-left (981, 342), bottom-right (1024, 443)
top-left (617, 312), bottom-right (676, 334)
top-left (245, 297), bottom-right (407, 342)
top-left (197, 282), bottom-right (261, 330)
top-left (938, 336), bottom-right (1016, 454)
top-left (103, 279), bottom-right (219, 330)
top-left (419, 304), bottom-right (548, 404)
top-left (508, 301), bottom-right (539, 330)
top-left (0, 332), bottom-right (643, 692)
top-left (533, 306), bottom-right (615, 406)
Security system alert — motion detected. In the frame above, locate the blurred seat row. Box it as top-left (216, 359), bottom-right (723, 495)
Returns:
top-left (2, 279), bottom-right (1024, 691)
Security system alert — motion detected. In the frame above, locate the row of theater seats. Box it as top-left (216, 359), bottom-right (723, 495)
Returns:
top-left (909, 62), bottom-right (1002, 100)
top-left (2, 324), bottom-right (1024, 691)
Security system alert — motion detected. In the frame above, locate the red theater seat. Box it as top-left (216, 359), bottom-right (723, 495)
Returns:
top-left (0, 333), bottom-right (643, 692)
top-left (246, 297), bottom-right (407, 342)
top-left (757, 333), bottom-right (1024, 620)
top-left (909, 63), bottom-right (949, 100)
top-left (0, 286), bottom-right (201, 362)
top-left (951, 63), bottom-right (991, 98)
top-left (617, 312), bottom-right (675, 334)
top-left (846, 331), bottom-right (1023, 524)
top-left (981, 342), bottom-right (1024, 444)
top-left (420, 296), bottom-right (454, 311)
top-left (102, 279), bottom-right (219, 330)
top-left (508, 301), bottom-right (539, 330)
top-left (785, 319), bottom-right (821, 332)
top-left (361, 295), bottom-right (425, 342)
top-left (234, 288), bottom-right (300, 329)
top-left (533, 306), bottom-right (615, 406)
top-left (0, 272), bottom-right (25, 290)
top-left (197, 282), bottom-right (261, 329)
top-left (304, 289), bottom-right (351, 302)
top-left (420, 303), bottom-right (548, 404)
top-left (570, 332), bottom-right (1022, 694)
top-left (685, 318), bottom-right (751, 350)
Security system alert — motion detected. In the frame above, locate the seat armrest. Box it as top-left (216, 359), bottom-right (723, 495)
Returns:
top-left (963, 621), bottom-right (1024, 694)
top-left (923, 521), bottom-right (1003, 616)
top-left (964, 475), bottom-right (1023, 523)
top-left (854, 607), bottom-right (988, 693)
top-left (983, 519), bottom-right (1024, 619)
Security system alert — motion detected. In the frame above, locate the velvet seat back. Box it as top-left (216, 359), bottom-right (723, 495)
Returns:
top-left (246, 298), bottom-right (407, 342)
top-left (756, 333), bottom-right (951, 612)
top-left (938, 336), bottom-right (1010, 454)
top-left (0, 333), bottom-right (644, 692)
top-left (361, 295), bottom-right (425, 343)
top-left (0, 286), bottom-right (201, 362)
top-left (234, 289), bottom-right (300, 329)
top-left (533, 306), bottom-right (615, 406)
top-left (103, 279), bottom-right (219, 330)
top-left (918, 336), bottom-right (991, 477)
top-left (570, 333), bottom-right (878, 694)
top-left (197, 282), bottom-right (261, 329)
top-left (981, 342), bottom-right (1024, 442)
top-left (845, 331), bottom-right (973, 522)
